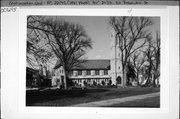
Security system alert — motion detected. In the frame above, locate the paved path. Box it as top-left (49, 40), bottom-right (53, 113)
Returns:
top-left (72, 92), bottom-right (160, 107)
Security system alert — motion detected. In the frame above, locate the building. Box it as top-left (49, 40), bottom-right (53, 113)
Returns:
top-left (51, 65), bottom-right (65, 88)
top-left (26, 67), bottom-right (39, 87)
top-left (52, 60), bottom-right (112, 88)
top-left (26, 65), bottom-right (52, 88)
top-left (69, 60), bottom-right (111, 86)
top-left (110, 29), bottom-right (124, 86)
top-left (52, 29), bottom-right (125, 88)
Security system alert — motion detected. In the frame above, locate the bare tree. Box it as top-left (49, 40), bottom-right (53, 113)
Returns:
top-left (152, 32), bottom-right (160, 82)
top-left (130, 52), bottom-right (145, 85)
top-left (27, 16), bottom-right (92, 89)
top-left (126, 60), bottom-right (136, 85)
top-left (109, 16), bottom-right (153, 87)
top-left (143, 32), bottom-right (160, 86)
top-left (27, 16), bottom-right (53, 69)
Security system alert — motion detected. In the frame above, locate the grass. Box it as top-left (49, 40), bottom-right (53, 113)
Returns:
top-left (26, 87), bottom-right (160, 106)
top-left (103, 95), bottom-right (160, 107)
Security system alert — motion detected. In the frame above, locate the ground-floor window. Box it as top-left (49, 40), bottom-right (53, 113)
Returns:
top-left (71, 78), bottom-right (111, 86)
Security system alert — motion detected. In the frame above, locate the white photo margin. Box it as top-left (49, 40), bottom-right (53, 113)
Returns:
top-left (1, 6), bottom-right (179, 119)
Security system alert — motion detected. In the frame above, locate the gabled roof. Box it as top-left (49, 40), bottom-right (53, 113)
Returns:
top-left (54, 60), bottom-right (62, 69)
top-left (54, 59), bottom-right (110, 70)
top-left (26, 67), bottom-right (39, 73)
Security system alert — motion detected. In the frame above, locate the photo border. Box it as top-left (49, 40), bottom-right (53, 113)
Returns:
top-left (15, 6), bottom-right (178, 119)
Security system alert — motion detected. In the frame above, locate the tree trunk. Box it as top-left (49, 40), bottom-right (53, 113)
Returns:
top-left (152, 73), bottom-right (156, 87)
top-left (136, 72), bottom-right (139, 85)
top-left (147, 65), bottom-right (152, 86)
top-left (63, 66), bottom-right (67, 89)
top-left (122, 66), bottom-right (127, 87)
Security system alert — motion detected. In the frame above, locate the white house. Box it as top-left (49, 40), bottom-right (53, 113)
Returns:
top-left (69, 60), bottom-right (111, 86)
top-left (51, 62), bottom-right (65, 88)
top-left (52, 60), bottom-right (112, 88)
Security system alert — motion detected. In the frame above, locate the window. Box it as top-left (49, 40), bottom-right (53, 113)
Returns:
top-left (104, 70), bottom-right (108, 75)
top-left (78, 70), bottom-right (82, 75)
top-left (100, 70), bottom-right (104, 75)
top-left (87, 70), bottom-right (91, 75)
top-left (92, 70), bottom-right (95, 75)
top-left (61, 76), bottom-right (64, 83)
top-left (116, 76), bottom-right (122, 84)
top-left (95, 70), bottom-right (99, 75)
top-left (69, 71), bottom-right (73, 76)
top-left (74, 71), bottom-right (78, 76)
top-left (83, 71), bottom-right (86, 75)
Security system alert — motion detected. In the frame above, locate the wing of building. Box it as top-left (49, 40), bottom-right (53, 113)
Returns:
top-left (52, 59), bottom-right (112, 88)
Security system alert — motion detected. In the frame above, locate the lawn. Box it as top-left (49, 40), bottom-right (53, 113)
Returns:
top-left (104, 95), bottom-right (160, 107)
top-left (26, 87), bottom-right (160, 106)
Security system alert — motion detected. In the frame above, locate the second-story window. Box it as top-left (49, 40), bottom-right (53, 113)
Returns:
top-left (83, 70), bottom-right (86, 76)
top-left (95, 70), bottom-right (99, 75)
top-left (78, 70), bottom-right (82, 75)
top-left (69, 71), bottom-right (73, 76)
top-left (87, 70), bottom-right (91, 75)
top-left (74, 71), bottom-right (78, 76)
top-left (104, 70), bottom-right (108, 75)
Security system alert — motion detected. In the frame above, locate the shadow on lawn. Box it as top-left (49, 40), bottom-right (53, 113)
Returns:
top-left (26, 88), bottom-right (109, 106)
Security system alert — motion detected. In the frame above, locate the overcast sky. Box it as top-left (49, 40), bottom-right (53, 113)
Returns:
top-left (56, 16), bottom-right (160, 60)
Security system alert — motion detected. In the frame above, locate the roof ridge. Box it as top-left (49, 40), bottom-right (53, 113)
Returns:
top-left (84, 59), bottom-right (110, 61)
top-left (54, 59), bottom-right (111, 70)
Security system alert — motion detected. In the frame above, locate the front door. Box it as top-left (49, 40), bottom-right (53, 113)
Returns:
top-left (116, 76), bottom-right (122, 84)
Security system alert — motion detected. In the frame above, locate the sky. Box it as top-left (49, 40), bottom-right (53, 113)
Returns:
top-left (55, 16), bottom-right (111, 59)
top-left (27, 16), bottom-right (160, 69)
top-left (56, 16), bottom-right (160, 60)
